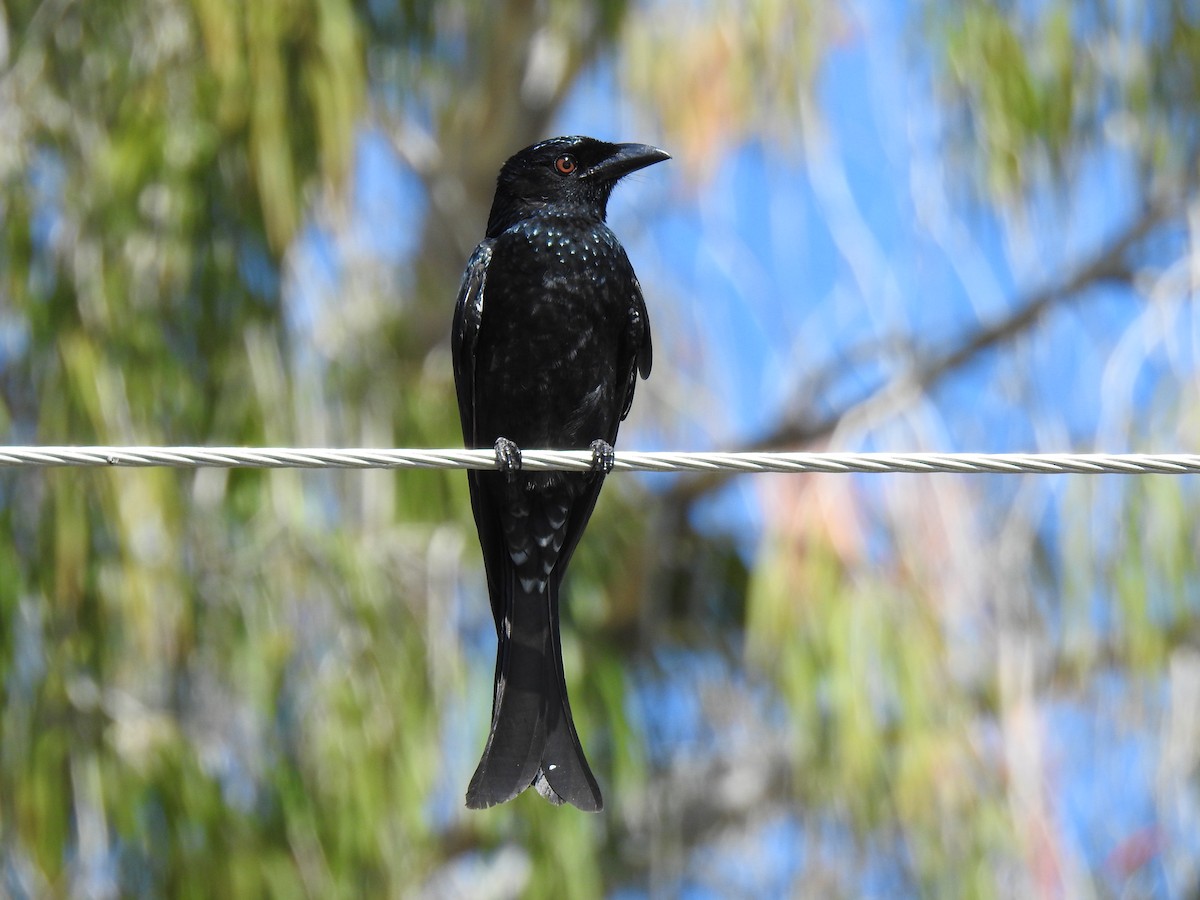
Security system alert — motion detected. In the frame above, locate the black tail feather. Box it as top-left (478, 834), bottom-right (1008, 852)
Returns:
top-left (465, 564), bottom-right (602, 811)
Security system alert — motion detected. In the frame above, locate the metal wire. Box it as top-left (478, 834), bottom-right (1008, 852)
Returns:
top-left (0, 446), bottom-right (1198, 474)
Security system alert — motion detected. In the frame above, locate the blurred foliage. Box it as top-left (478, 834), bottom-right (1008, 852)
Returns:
top-left (1, 0), bottom-right (1200, 897)
top-left (746, 476), bottom-right (1009, 896)
top-left (939, 1), bottom-right (1079, 196)
top-left (932, 0), bottom-right (1200, 199)
top-left (622, 0), bottom-right (828, 168)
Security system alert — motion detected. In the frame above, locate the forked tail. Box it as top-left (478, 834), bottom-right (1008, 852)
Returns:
top-left (465, 565), bottom-right (602, 811)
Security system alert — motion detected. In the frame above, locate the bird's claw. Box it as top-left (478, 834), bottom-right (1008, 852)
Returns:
top-left (590, 440), bottom-right (615, 475)
top-left (494, 437), bottom-right (522, 473)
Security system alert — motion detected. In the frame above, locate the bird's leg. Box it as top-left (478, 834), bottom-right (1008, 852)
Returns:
top-left (493, 437), bottom-right (523, 474)
top-left (589, 439), bottom-right (615, 475)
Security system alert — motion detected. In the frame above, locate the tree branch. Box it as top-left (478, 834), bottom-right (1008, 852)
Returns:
top-left (661, 199), bottom-right (1175, 509)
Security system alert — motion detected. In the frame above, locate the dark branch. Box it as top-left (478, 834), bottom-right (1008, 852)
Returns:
top-left (662, 199), bottom-right (1174, 508)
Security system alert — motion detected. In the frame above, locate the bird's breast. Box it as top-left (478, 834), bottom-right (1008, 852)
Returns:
top-left (474, 218), bottom-right (636, 448)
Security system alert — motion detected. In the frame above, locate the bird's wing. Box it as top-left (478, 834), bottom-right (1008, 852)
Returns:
top-left (451, 239), bottom-right (495, 445)
top-left (452, 239), bottom-right (509, 632)
top-left (634, 279), bottom-right (652, 380)
top-left (619, 277), bottom-right (653, 422)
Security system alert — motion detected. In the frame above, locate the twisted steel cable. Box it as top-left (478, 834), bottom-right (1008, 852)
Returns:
top-left (0, 446), bottom-right (1197, 474)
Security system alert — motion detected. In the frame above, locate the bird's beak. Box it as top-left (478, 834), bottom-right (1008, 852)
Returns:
top-left (582, 143), bottom-right (671, 182)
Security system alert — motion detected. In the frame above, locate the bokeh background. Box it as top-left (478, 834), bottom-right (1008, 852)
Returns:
top-left (2, 0), bottom-right (1200, 896)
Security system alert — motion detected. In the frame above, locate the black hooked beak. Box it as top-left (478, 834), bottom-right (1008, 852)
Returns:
top-left (581, 143), bottom-right (671, 182)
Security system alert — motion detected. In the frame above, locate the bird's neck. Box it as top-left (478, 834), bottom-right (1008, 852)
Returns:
top-left (486, 200), bottom-right (608, 239)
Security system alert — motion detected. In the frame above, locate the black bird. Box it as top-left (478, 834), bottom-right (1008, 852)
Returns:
top-left (452, 136), bottom-right (669, 810)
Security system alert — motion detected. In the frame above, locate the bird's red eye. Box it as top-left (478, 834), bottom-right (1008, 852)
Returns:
top-left (554, 155), bottom-right (577, 176)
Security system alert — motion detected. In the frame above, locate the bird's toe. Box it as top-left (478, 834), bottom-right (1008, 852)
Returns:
top-left (589, 439), bottom-right (615, 475)
top-left (494, 437), bottom-right (523, 473)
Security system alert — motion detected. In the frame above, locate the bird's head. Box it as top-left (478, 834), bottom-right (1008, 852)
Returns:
top-left (485, 136), bottom-right (670, 237)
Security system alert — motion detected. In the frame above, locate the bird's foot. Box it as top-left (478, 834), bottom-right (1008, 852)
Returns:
top-left (493, 437), bottom-right (523, 473)
top-left (589, 439), bottom-right (615, 475)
